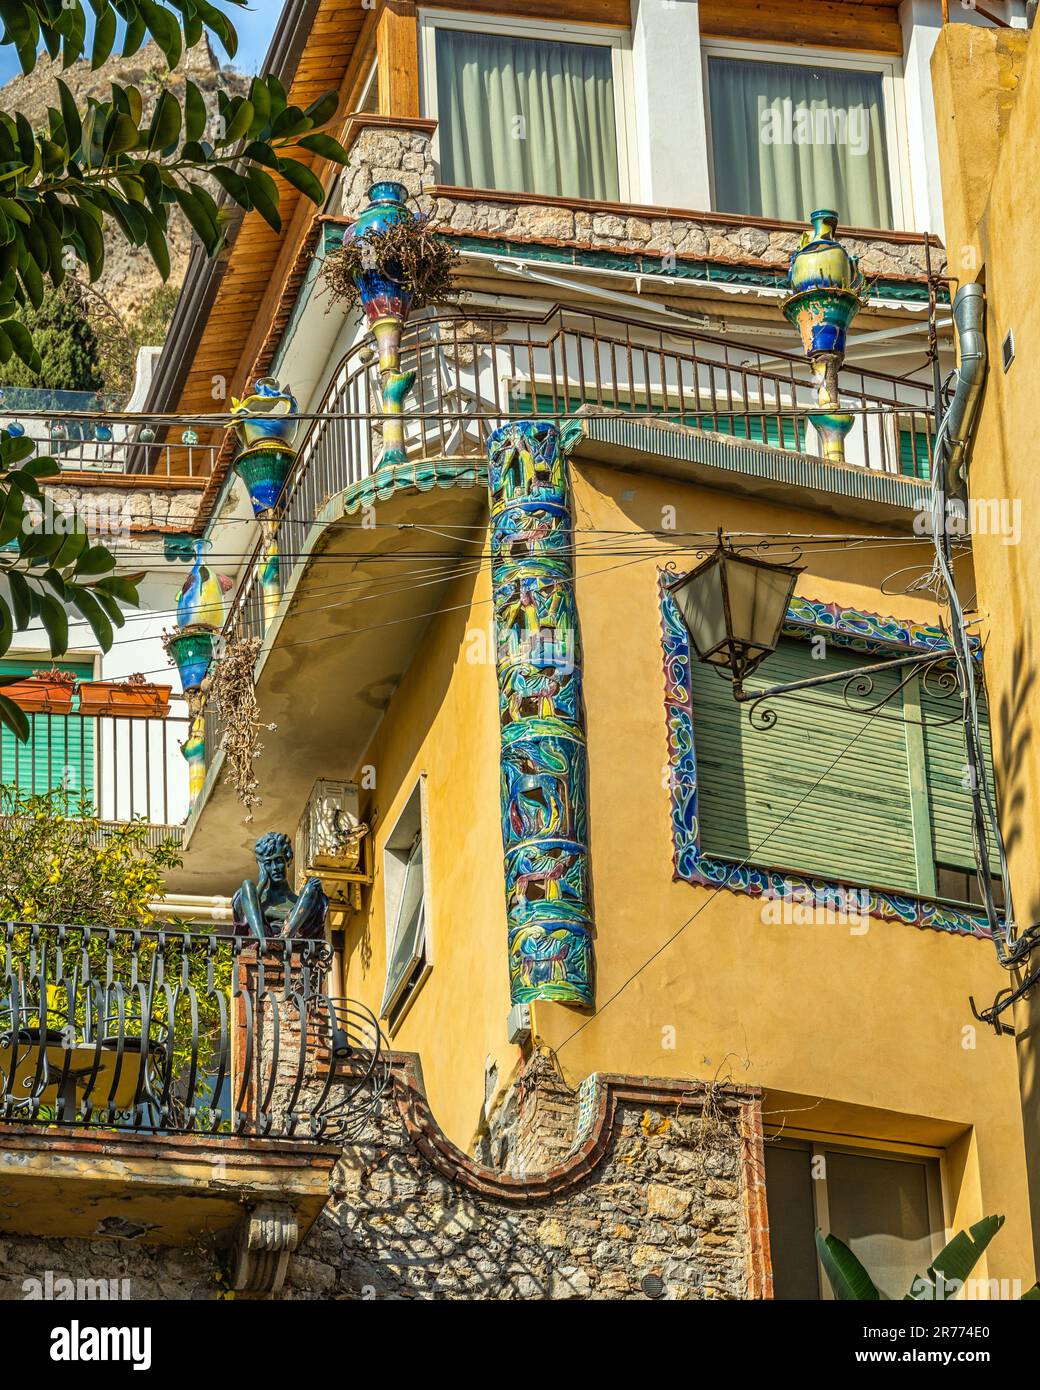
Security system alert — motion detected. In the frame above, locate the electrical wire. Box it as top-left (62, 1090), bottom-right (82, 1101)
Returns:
top-left (554, 677), bottom-right (898, 1060)
top-left (15, 535), bottom-right (959, 667)
top-left (926, 412), bottom-right (1040, 972)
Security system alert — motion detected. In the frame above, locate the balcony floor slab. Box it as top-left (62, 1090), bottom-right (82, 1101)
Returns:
top-left (0, 1125), bottom-right (339, 1246)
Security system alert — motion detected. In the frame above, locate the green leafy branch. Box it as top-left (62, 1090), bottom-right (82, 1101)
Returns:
top-left (0, 427), bottom-right (145, 740)
top-left (816, 1215), bottom-right (1040, 1300)
top-left (0, 2), bottom-right (350, 738)
top-left (0, 1), bottom-right (349, 370)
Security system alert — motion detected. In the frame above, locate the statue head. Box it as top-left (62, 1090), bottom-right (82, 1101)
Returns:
top-left (255, 831), bottom-right (294, 894)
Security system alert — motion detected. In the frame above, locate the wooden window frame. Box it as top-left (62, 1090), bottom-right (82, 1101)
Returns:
top-left (418, 5), bottom-right (639, 201)
top-left (700, 37), bottom-right (914, 233)
top-left (380, 776), bottom-right (433, 1034)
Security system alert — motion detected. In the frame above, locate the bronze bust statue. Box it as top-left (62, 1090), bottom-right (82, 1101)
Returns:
top-left (233, 832), bottom-right (328, 940)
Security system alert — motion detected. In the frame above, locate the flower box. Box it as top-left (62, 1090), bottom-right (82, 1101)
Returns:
top-left (77, 679), bottom-right (172, 719)
top-left (0, 672), bottom-right (76, 715)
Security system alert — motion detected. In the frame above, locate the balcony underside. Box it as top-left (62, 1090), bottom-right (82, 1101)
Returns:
top-left (574, 413), bottom-right (931, 525)
top-left (0, 1125), bottom-right (339, 1246)
top-left (173, 464), bottom-right (487, 896)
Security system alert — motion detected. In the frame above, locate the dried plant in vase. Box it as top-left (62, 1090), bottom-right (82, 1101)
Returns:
top-left (210, 637), bottom-right (276, 820)
top-left (322, 217), bottom-right (461, 316)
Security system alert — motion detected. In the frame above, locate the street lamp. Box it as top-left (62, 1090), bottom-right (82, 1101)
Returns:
top-left (669, 538), bottom-right (942, 706)
top-left (667, 541), bottom-right (802, 697)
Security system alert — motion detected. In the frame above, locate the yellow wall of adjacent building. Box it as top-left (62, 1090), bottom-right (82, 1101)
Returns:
top-left (933, 21), bottom-right (1040, 1270)
top-left (340, 451), bottom-right (1033, 1285)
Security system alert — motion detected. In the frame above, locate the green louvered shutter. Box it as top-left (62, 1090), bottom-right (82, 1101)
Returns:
top-left (898, 427), bottom-right (932, 480)
top-left (921, 679), bottom-right (999, 869)
top-left (691, 638), bottom-right (920, 893)
top-left (0, 658), bottom-right (95, 807)
top-left (517, 394), bottom-right (801, 450)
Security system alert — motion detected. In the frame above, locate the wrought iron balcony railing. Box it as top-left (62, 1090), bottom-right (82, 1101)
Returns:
top-left (0, 391), bottom-right (217, 479)
top-left (0, 922), bottom-right (388, 1141)
top-left (222, 305), bottom-right (937, 650)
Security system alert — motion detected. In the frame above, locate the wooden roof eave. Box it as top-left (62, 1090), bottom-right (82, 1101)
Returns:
top-left (144, 0), bottom-right (376, 465)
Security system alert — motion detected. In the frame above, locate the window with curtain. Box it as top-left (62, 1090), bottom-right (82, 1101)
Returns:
top-left (707, 55), bottom-right (894, 229)
top-left (766, 1142), bottom-right (939, 1300)
top-left (691, 636), bottom-right (997, 902)
top-left (434, 27), bottom-right (620, 201)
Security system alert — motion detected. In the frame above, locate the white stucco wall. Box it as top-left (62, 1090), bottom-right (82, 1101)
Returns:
top-left (630, 0), bottom-right (711, 209)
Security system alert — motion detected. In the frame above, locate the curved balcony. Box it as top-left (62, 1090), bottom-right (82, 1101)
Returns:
top-left (182, 306), bottom-right (936, 887)
top-left (222, 305), bottom-right (936, 650)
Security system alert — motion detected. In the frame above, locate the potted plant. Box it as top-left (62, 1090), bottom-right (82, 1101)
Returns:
top-left (322, 184), bottom-right (459, 466)
top-left (0, 668), bottom-right (76, 715)
top-left (76, 673), bottom-right (172, 719)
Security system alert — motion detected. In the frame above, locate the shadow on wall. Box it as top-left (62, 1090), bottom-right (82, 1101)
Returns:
top-left (0, 1062), bottom-right (767, 1302)
top-left (993, 626), bottom-right (1036, 894)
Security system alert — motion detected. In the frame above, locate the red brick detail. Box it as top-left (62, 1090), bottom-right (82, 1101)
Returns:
top-left (389, 1052), bottom-right (763, 1205)
top-left (739, 1099), bottom-right (774, 1300)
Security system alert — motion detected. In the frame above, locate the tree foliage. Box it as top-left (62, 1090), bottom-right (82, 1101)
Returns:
top-left (0, 283), bottom-right (103, 392)
top-left (78, 278), bottom-right (179, 397)
top-left (0, 2), bottom-right (349, 741)
top-left (0, 782), bottom-right (178, 925)
top-left (0, 0), bottom-right (348, 369)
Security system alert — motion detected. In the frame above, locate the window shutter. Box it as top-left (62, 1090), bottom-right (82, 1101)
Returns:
top-left (380, 835), bottom-right (426, 1016)
top-left (691, 638), bottom-right (920, 893)
top-left (921, 678), bottom-right (999, 870)
top-left (0, 659), bottom-right (95, 806)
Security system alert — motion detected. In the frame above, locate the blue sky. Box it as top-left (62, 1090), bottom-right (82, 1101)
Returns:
top-left (0, 2), bottom-right (282, 84)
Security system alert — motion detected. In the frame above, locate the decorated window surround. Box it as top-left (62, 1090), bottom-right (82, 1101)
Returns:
top-left (659, 582), bottom-right (994, 941)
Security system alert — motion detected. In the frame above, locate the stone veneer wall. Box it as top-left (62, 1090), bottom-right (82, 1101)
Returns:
top-left (339, 119), bottom-right (934, 284)
top-left (0, 1060), bottom-right (770, 1301)
top-left (38, 479), bottom-right (206, 541)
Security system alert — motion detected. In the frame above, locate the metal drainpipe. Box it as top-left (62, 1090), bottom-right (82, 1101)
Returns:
top-left (934, 283), bottom-right (1040, 974)
top-left (943, 282), bottom-right (987, 496)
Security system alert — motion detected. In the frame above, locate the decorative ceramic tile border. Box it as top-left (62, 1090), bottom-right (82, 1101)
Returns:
top-left (783, 595), bottom-right (973, 658)
top-left (659, 579), bottom-right (992, 941)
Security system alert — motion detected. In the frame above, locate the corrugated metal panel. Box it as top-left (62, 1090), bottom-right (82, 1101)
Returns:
top-left (692, 638), bottom-right (919, 892)
top-left (922, 681), bottom-right (998, 870)
top-left (518, 392), bottom-right (800, 449)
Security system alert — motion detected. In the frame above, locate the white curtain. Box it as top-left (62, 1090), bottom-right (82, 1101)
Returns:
top-left (708, 56), bottom-right (893, 229)
top-left (435, 28), bottom-right (620, 201)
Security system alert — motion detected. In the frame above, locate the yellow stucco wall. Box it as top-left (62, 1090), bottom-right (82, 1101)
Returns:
top-left (341, 455), bottom-right (1033, 1285)
top-left (340, 559), bottom-right (519, 1148)
top-left (933, 22), bottom-right (1040, 1269)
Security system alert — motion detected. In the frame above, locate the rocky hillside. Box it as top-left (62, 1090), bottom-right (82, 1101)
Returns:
top-left (0, 35), bottom-right (249, 317)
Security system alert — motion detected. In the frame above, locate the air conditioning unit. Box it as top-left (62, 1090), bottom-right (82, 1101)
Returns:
top-left (300, 780), bottom-right (371, 908)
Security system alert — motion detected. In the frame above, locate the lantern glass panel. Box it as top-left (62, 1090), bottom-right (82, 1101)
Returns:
top-left (722, 553), bottom-right (798, 660)
top-left (671, 556), bottom-right (728, 664)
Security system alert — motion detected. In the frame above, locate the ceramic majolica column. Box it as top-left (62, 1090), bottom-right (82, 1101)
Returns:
top-left (231, 377), bottom-right (300, 631)
top-left (486, 420), bottom-right (594, 1008)
top-left (164, 540), bottom-right (232, 808)
top-left (782, 210), bottom-right (865, 463)
top-left (343, 182), bottom-right (420, 467)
